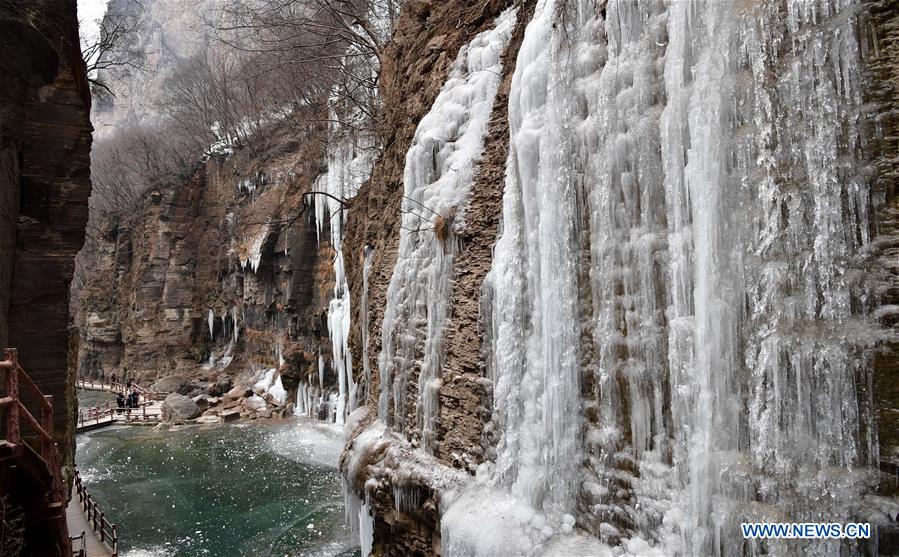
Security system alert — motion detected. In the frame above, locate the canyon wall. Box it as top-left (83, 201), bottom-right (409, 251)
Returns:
top-left (0, 0), bottom-right (92, 464)
top-left (74, 117), bottom-right (339, 407)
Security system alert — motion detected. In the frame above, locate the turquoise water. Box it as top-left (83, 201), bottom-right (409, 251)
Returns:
top-left (77, 388), bottom-right (116, 407)
top-left (75, 420), bottom-right (358, 557)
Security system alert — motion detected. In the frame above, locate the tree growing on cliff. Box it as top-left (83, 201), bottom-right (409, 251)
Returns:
top-left (91, 126), bottom-right (197, 214)
top-left (156, 48), bottom-right (280, 155)
top-left (207, 0), bottom-right (398, 129)
top-left (80, 0), bottom-right (145, 97)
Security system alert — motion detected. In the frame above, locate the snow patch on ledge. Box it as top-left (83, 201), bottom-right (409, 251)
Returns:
top-left (240, 224), bottom-right (270, 273)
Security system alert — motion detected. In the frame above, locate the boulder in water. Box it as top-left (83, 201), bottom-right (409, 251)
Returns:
top-left (162, 393), bottom-right (201, 422)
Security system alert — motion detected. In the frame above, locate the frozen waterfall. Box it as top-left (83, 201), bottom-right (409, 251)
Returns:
top-left (377, 6), bottom-right (519, 453)
top-left (314, 112), bottom-right (378, 425)
top-left (442, 0), bottom-right (883, 555)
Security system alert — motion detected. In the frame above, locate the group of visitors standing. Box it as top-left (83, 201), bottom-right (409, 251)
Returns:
top-left (116, 380), bottom-right (140, 412)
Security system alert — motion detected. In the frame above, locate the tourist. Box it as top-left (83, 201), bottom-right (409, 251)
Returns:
top-left (116, 392), bottom-right (125, 413)
top-left (111, 372), bottom-right (117, 385)
top-left (129, 390), bottom-right (139, 408)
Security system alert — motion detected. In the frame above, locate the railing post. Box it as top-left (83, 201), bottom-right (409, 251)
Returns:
top-left (5, 348), bottom-right (19, 444)
top-left (99, 512), bottom-right (106, 542)
top-left (42, 394), bottom-right (53, 460)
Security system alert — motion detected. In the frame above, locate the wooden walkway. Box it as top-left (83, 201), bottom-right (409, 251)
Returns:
top-left (68, 471), bottom-right (119, 556)
top-left (67, 496), bottom-right (114, 557)
top-left (77, 400), bottom-right (163, 432)
top-left (77, 379), bottom-right (164, 432)
top-left (76, 378), bottom-right (158, 398)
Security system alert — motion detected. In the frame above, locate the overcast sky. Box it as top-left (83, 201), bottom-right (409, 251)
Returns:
top-left (77, 0), bottom-right (110, 52)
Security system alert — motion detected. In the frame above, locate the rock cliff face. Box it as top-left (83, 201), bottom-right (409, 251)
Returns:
top-left (869, 0), bottom-right (899, 500)
top-left (90, 0), bottom-right (219, 139)
top-left (75, 118), bottom-right (337, 405)
top-left (339, 2), bottom-right (536, 552)
top-left (0, 0), bottom-right (92, 465)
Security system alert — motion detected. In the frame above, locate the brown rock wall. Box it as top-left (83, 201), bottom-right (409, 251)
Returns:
top-left (435, 0), bottom-right (535, 471)
top-left (75, 118), bottom-right (336, 394)
top-left (340, 1), bottom-right (532, 554)
top-left (0, 0), bottom-right (92, 466)
top-left (343, 0), bottom-right (515, 414)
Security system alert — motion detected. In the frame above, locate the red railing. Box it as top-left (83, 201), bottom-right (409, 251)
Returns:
top-left (0, 348), bottom-right (63, 499)
top-left (74, 470), bottom-right (118, 557)
top-left (76, 378), bottom-right (162, 401)
top-left (77, 401), bottom-right (162, 429)
top-left (0, 348), bottom-right (69, 555)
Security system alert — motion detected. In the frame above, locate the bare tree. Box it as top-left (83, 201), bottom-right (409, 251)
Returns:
top-left (207, 0), bottom-right (397, 129)
top-left (91, 125), bottom-right (198, 214)
top-left (80, 0), bottom-right (145, 96)
top-left (87, 0), bottom-right (396, 218)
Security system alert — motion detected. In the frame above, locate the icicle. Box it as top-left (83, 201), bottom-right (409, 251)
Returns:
top-left (231, 306), bottom-right (240, 344)
top-left (294, 382), bottom-right (308, 416)
top-left (361, 246), bottom-right (374, 401)
top-left (377, 6), bottom-right (518, 454)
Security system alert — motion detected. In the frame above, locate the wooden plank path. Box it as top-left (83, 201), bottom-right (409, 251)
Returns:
top-left (77, 400), bottom-right (163, 432)
top-left (67, 497), bottom-right (114, 557)
top-left (77, 378), bottom-right (165, 432)
top-left (68, 471), bottom-right (118, 557)
top-left (76, 378), bottom-right (157, 397)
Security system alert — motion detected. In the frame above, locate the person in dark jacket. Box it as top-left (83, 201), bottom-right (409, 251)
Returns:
top-left (129, 391), bottom-right (139, 408)
top-left (116, 392), bottom-right (125, 413)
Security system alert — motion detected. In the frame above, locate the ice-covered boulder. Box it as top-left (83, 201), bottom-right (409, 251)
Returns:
top-left (243, 395), bottom-right (267, 412)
